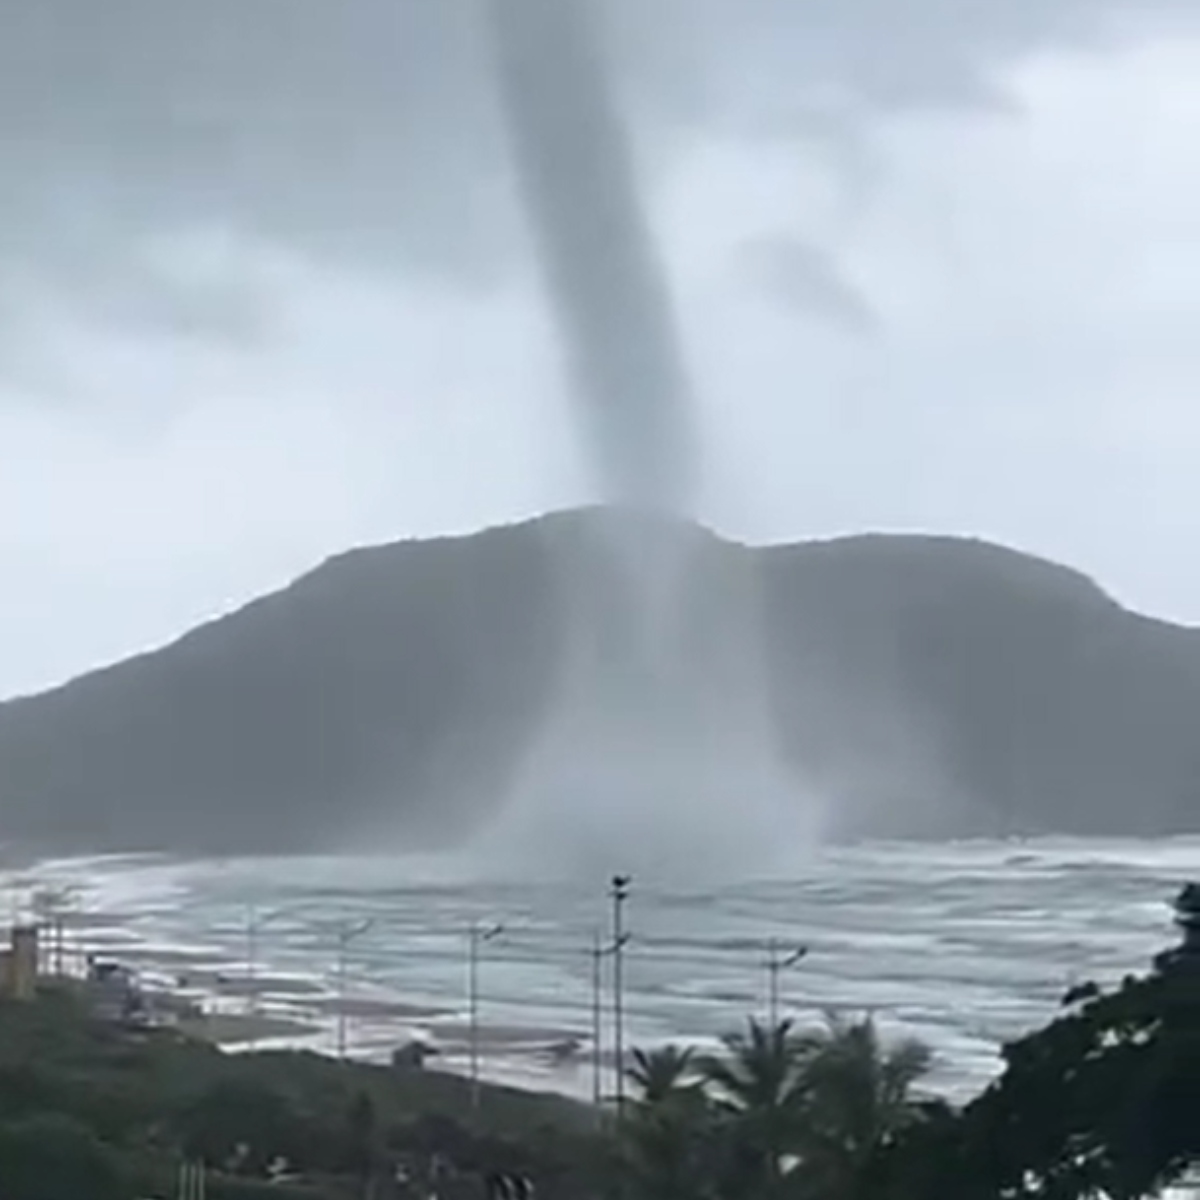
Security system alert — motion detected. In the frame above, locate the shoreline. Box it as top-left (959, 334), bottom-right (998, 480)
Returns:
top-left (6, 838), bottom-right (1192, 1114)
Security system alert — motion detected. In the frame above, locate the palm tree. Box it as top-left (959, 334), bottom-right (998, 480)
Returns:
top-left (624, 1044), bottom-right (711, 1200)
top-left (790, 1014), bottom-right (933, 1200)
top-left (701, 1019), bottom-right (818, 1199)
top-left (628, 1044), bottom-right (698, 1109)
top-left (620, 1019), bottom-right (934, 1200)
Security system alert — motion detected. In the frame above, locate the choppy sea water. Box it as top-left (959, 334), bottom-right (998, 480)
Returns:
top-left (8, 836), bottom-right (1198, 1104)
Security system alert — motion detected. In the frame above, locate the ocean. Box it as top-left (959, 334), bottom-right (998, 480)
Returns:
top-left (11, 835), bottom-right (1198, 1104)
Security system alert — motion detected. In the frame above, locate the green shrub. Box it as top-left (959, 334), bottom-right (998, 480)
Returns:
top-left (0, 1113), bottom-right (123, 1200)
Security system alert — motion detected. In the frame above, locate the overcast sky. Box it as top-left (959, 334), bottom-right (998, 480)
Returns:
top-left (2, 0), bottom-right (1200, 697)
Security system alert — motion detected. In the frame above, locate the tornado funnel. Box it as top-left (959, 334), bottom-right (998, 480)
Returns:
top-left (475, 0), bottom-right (813, 882)
top-left (486, 0), bottom-right (696, 513)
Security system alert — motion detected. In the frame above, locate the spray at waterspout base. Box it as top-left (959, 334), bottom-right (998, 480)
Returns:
top-left (467, 511), bottom-right (822, 886)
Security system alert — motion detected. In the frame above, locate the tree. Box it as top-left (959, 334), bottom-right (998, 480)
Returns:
top-left (624, 1045), bottom-right (712, 1200)
top-left (789, 1014), bottom-right (933, 1200)
top-left (173, 1078), bottom-right (304, 1176)
top-left (902, 883), bottom-right (1200, 1200)
top-left (701, 1019), bottom-right (817, 1199)
top-left (342, 1089), bottom-right (380, 1190)
top-left (621, 1018), bottom-right (935, 1200)
top-left (0, 1113), bottom-right (123, 1200)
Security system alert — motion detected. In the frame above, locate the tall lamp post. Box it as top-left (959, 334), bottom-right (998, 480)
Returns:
top-left (590, 931), bottom-right (604, 1106)
top-left (334, 919), bottom-right (374, 1061)
top-left (610, 875), bottom-right (631, 1121)
top-left (589, 928), bottom-right (627, 1106)
top-left (242, 902), bottom-right (314, 1051)
top-left (469, 921), bottom-right (505, 1109)
top-left (766, 939), bottom-right (808, 1030)
top-left (245, 904), bottom-right (306, 1016)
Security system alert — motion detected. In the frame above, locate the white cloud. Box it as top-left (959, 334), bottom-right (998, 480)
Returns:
top-left (0, 243), bottom-right (582, 694)
top-left (670, 34), bottom-right (1200, 620)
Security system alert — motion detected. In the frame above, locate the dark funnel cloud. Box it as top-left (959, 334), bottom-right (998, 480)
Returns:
top-left (486, 0), bottom-right (696, 512)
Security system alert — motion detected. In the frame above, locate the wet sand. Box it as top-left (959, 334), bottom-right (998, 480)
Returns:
top-left (307, 995), bottom-right (450, 1019)
top-left (175, 970), bottom-right (324, 997)
top-left (176, 1011), bottom-right (320, 1046)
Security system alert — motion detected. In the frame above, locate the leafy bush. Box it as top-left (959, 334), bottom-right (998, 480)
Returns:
top-left (0, 1113), bottom-right (123, 1200)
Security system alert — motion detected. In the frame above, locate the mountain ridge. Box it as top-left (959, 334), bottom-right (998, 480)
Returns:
top-left (0, 507), bottom-right (1195, 856)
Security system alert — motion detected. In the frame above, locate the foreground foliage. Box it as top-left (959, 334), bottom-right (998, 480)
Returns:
top-left (0, 885), bottom-right (1192, 1199)
top-left (621, 1013), bottom-right (936, 1200)
top-left (619, 885), bottom-right (1199, 1200)
top-left (901, 959), bottom-right (1199, 1199)
top-left (0, 987), bottom-right (600, 1199)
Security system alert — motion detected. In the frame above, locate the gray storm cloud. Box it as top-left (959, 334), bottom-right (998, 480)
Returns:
top-left (0, 0), bottom-right (1193, 347)
top-left (486, 0), bottom-right (695, 510)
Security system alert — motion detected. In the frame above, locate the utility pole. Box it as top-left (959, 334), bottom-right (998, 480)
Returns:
top-left (609, 874), bottom-right (631, 1122)
top-left (766, 939), bottom-right (808, 1030)
top-left (245, 904), bottom-right (295, 1014)
top-left (243, 902), bottom-right (309, 1049)
top-left (591, 930), bottom-right (604, 1106)
top-left (335, 919), bottom-right (374, 1061)
top-left (245, 905), bottom-right (259, 1018)
top-left (588, 927), bottom-right (625, 1106)
top-left (469, 921), bottom-right (504, 1109)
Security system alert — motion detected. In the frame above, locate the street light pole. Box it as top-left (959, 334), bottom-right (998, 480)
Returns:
top-left (766, 939), bottom-right (808, 1030)
top-left (589, 928), bottom-right (628, 1107)
top-left (591, 930), bottom-right (603, 1106)
top-left (246, 902), bottom-right (309, 1013)
top-left (335, 919), bottom-right (374, 1062)
top-left (245, 905), bottom-right (259, 1018)
top-left (610, 875), bottom-right (631, 1122)
top-left (469, 921), bottom-right (504, 1109)
top-left (243, 902), bottom-right (312, 1051)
